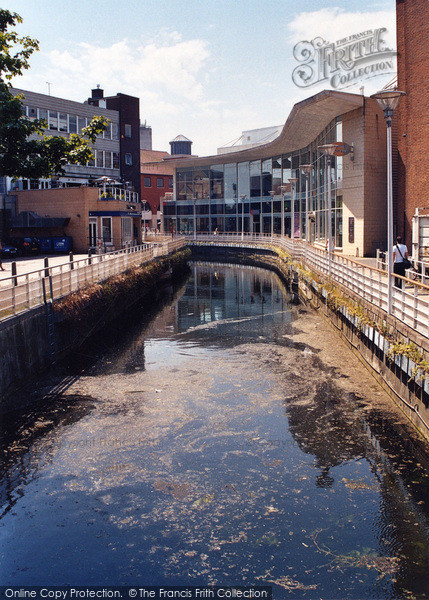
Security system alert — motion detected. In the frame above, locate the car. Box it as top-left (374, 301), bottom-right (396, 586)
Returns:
top-left (10, 237), bottom-right (41, 256)
top-left (0, 243), bottom-right (18, 258)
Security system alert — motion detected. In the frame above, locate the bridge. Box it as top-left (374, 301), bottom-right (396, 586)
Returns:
top-left (1, 232), bottom-right (429, 339)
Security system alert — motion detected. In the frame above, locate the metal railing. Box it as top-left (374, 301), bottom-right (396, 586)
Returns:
top-left (188, 233), bottom-right (429, 338)
top-left (2, 231), bottom-right (429, 338)
top-left (0, 238), bottom-right (186, 320)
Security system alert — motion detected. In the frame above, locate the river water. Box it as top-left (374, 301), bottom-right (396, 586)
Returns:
top-left (1, 262), bottom-right (429, 598)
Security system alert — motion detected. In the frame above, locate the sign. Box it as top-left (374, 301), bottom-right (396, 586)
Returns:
top-left (331, 141), bottom-right (354, 156)
top-left (292, 28), bottom-right (396, 90)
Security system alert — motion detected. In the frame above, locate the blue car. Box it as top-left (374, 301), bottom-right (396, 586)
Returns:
top-left (0, 243), bottom-right (18, 257)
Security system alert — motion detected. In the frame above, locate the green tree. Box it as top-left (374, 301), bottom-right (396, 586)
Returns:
top-left (0, 9), bottom-right (108, 179)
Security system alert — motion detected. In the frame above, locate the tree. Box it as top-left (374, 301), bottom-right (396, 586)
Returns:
top-left (0, 9), bottom-right (108, 179)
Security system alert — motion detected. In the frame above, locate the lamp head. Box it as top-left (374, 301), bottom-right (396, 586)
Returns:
top-left (370, 89), bottom-right (405, 117)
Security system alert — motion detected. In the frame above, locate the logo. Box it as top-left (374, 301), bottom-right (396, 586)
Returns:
top-left (292, 28), bottom-right (396, 90)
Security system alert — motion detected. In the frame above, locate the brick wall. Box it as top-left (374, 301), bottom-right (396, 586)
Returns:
top-left (396, 0), bottom-right (429, 246)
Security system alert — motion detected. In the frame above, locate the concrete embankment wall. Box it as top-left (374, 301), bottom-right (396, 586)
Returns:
top-left (191, 245), bottom-right (429, 442)
top-left (0, 249), bottom-right (190, 404)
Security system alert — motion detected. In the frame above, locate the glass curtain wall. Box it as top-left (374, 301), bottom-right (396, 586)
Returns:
top-left (172, 117), bottom-right (343, 244)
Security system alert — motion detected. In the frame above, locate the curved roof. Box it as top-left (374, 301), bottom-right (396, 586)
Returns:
top-left (167, 90), bottom-right (364, 167)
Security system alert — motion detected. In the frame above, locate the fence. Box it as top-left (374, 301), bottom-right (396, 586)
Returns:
top-left (0, 238), bottom-right (186, 320)
top-left (2, 232), bottom-right (429, 339)
top-left (188, 233), bottom-right (429, 338)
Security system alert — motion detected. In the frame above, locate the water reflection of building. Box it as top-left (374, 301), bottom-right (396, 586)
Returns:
top-left (176, 263), bottom-right (292, 335)
top-left (285, 370), bottom-right (429, 595)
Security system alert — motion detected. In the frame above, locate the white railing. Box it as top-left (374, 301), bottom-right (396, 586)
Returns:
top-left (3, 231), bottom-right (428, 338)
top-left (99, 187), bottom-right (139, 203)
top-left (0, 239), bottom-right (186, 320)
top-left (188, 233), bottom-right (429, 338)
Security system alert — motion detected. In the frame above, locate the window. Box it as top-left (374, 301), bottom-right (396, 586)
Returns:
top-left (49, 111), bottom-right (58, 130)
top-left (96, 150), bottom-right (104, 168)
top-left (69, 115), bottom-right (77, 133)
top-left (104, 122), bottom-right (112, 139)
top-left (113, 152), bottom-right (120, 169)
top-left (121, 217), bottom-right (132, 241)
top-left (168, 178), bottom-right (173, 189)
top-left (157, 177), bottom-right (164, 188)
top-left (112, 123), bottom-right (119, 140)
top-left (105, 152), bottom-right (112, 169)
top-left (125, 153), bottom-right (133, 166)
top-left (101, 217), bottom-right (112, 244)
top-left (125, 124), bottom-right (132, 138)
top-left (27, 106), bottom-right (37, 120)
top-left (59, 113), bottom-right (68, 132)
top-left (78, 116), bottom-right (86, 132)
top-left (144, 177), bottom-right (151, 187)
top-left (39, 109), bottom-right (48, 125)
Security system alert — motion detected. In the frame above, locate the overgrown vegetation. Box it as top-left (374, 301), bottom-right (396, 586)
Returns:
top-left (271, 246), bottom-right (429, 384)
top-left (53, 249), bottom-right (190, 323)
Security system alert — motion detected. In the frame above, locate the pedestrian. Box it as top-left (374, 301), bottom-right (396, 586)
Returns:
top-left (0, 241), bottom-right (5, 271)
top-left (170, 224), bottom-right (174, 240)
top-left (393, 236), bottom-right (409, 289)
top-left (214, 227), bottom-right (218, 235)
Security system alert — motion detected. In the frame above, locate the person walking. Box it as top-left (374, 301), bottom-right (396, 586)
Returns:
top-left (393, 236), bottom-right (409, 289)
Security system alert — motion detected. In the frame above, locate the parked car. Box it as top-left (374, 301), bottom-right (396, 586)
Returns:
top-left (0, 243), bottom-right (18, 257)
top-left (10, 237), bottom-right (41, 256)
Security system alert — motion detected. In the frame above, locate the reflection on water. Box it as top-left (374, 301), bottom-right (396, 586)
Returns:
top-left (0, 262), bottom-right (429, 597)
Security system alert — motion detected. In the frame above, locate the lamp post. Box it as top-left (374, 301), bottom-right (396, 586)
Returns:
top-left (269, 190), bottom-right (275, 238)
top-left (301, 164), bottom-right (313, 263)
top-left (318, 144), bottom-right (337, 277)
top-left (280, 185), bottom-right (287, 237)
top-left (288, 178), bottom-right (298, 241)
top-left (192, 196), bottom-right (197, 241)
top-left (240, 194), bottom-right (246, 240)
top-left (370, 89), bottom-right (405, 315)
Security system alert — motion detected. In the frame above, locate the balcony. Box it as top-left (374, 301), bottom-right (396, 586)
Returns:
top-left (99, 187), bottom-right (139, 203)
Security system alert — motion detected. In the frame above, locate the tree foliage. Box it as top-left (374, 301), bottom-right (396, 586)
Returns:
top-left (0, 9), bottom-right (108, 179)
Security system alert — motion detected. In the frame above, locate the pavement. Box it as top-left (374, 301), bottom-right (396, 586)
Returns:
top-left (0, 253), bottom-right (89, 281)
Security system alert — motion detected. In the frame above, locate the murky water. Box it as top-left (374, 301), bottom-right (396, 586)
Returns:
top-left (1, 262), bottom-right (429, 598)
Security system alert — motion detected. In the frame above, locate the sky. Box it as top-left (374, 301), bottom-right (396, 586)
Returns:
top-left (7, 0), bottom-right (397, 156)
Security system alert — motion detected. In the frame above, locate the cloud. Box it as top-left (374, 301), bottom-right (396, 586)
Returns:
top-left (41, 36), bottom-right (210, 103)
top-left (287, 7), bottom-right (396, 47)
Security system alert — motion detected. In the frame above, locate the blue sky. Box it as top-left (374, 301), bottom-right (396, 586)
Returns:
top-left (8, 0), bottom-right (396, 155)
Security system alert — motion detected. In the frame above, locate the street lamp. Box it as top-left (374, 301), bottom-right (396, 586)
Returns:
top-left (280, 185), bottom-right (287, 237)
top-left (240, 194), bottom-right (246, 240)
top-left (288, 178), bottom-right (298, 241)
top-left (192, 196), bottom-right (197, 241)
top-left (370, 89), bottom-right (405, 314)
top-left (318, 144), bottom-right (337, 277)
top-left (269, 190), bottom-right (275, 238)
top-left (301, 164), bottom-right (313, 263)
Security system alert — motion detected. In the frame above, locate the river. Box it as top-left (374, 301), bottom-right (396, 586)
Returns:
top-left (1, 262), bottom-right (429, 598)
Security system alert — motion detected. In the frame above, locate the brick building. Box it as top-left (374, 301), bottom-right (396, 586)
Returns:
top-left (396, 0), bottom-right (429, 244)
top-left (140, 150), bottom-right (174, 229)
top-left (13, 187), bottom-right (142, 253)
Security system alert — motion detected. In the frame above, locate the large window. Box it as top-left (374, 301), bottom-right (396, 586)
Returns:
top-left (157, 177), bottom-right (164, 188)
top-left (250, 161), bottom-right (261, 198)
top-left (144, 177), bottom-right (151, 187)
top-left (124, 124), bottom-right (132, 138)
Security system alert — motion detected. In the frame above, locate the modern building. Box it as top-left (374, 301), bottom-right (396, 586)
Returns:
top-left (163, 90), bottom-right (388, 257)
top-left (217, 125), bottom-right (283, 155)
top-left (6, 86), bottom-right (141, 198)
top-left (396, 0), bottom-right (429, 246)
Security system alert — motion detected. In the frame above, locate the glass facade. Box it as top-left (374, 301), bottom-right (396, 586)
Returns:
top-left (166, 117), bottom-right (344, 247)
